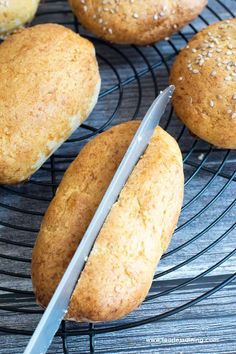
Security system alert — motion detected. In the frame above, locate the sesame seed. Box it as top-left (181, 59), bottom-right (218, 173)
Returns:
top-left (153, 14), bottom-right (158, 21)
top-left (199, 59), bottom-right (205, 66)
top-left (211, 70), bottom-right (217, 77)
top-left (133, 13), bottom-right (139, 19)
top-left (178, 76), bottom-right (183, 81)
top-left (225, 76), bottom-right (232, 81)
top-left (232, 113), bottom-right (236, 119)
top-left (232, 94), bottom-right (236, 100)
top-left (209, 100), bottom-right (215, 107)
top-left (217, 95), bottom-right (223, 100)
top-left (192, 69), bottom-right (199, 74)
top-left (198, 153), bottom-right (205, 161)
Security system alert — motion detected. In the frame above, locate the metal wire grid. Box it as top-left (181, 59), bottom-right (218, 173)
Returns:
top-left (0, 0), bottom-right (235, 353)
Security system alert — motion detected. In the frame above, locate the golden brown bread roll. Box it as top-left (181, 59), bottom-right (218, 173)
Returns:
top-left (32, 121), bottom-right (184, 322)
top-left (0, 0), bottom-right (40, 37)
top-left (69, 0), bottom-right (207, 45)
top-left (0, 23), bottom-right (100, 184)
top-left (170, 19), bottom-right (236, 149)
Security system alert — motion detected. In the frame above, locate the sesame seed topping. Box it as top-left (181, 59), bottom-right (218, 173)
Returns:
top-left (232, 112), bottom-right (236, 119)
top-left (198, 153), bottom-right (205, 161)
top-left (209, 100), bottom-right (215, 107)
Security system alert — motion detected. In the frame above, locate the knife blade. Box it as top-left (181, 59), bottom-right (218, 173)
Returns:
top-left (24, 85), bottom-right (175, 354)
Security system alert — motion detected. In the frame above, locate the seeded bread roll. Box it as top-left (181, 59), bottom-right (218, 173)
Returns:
top-left (0, 23), bottom-right (100, 184)
top-left (32, 121), bottom-right (184, 322)
top-left (68, 0), bottom-right (207, 45)
top-left (0, 0), bottom-right (40, 38)
top-left (170, 19), bottom-right (236, 149)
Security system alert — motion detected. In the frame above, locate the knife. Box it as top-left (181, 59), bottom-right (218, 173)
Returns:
top-left (24, 85), bottom-right (175, 354)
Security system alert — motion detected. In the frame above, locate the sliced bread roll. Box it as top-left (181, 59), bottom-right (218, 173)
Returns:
top-left (32, 121), bottom-right (184, 322)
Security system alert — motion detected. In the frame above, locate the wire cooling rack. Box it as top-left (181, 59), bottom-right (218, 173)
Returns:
top-left (0, 0), bottom-right (236, 353)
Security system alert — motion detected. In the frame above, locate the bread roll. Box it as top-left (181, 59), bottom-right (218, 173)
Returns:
top-left (69, 0), bottom-right (207, 45)
top-left (0, 23), bottom-right (100, 184)
top-left (32, 121), bottom-right (184, 322)
top-left (0, 0), bottom-right (39, 37)
top-left (170, 19), bottom-right (236, 149)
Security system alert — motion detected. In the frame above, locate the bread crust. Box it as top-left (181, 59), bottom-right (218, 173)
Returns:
top-left (32, 121), bottom-right (184, 322)
top-left (170, 19), bottom-right (236, 149)
top-left (0, 0), bottom-right (40, 36)
top-left (69, 0), bottom-right (207, 45)
top-left (0, 23), bottom-right (100, 184)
